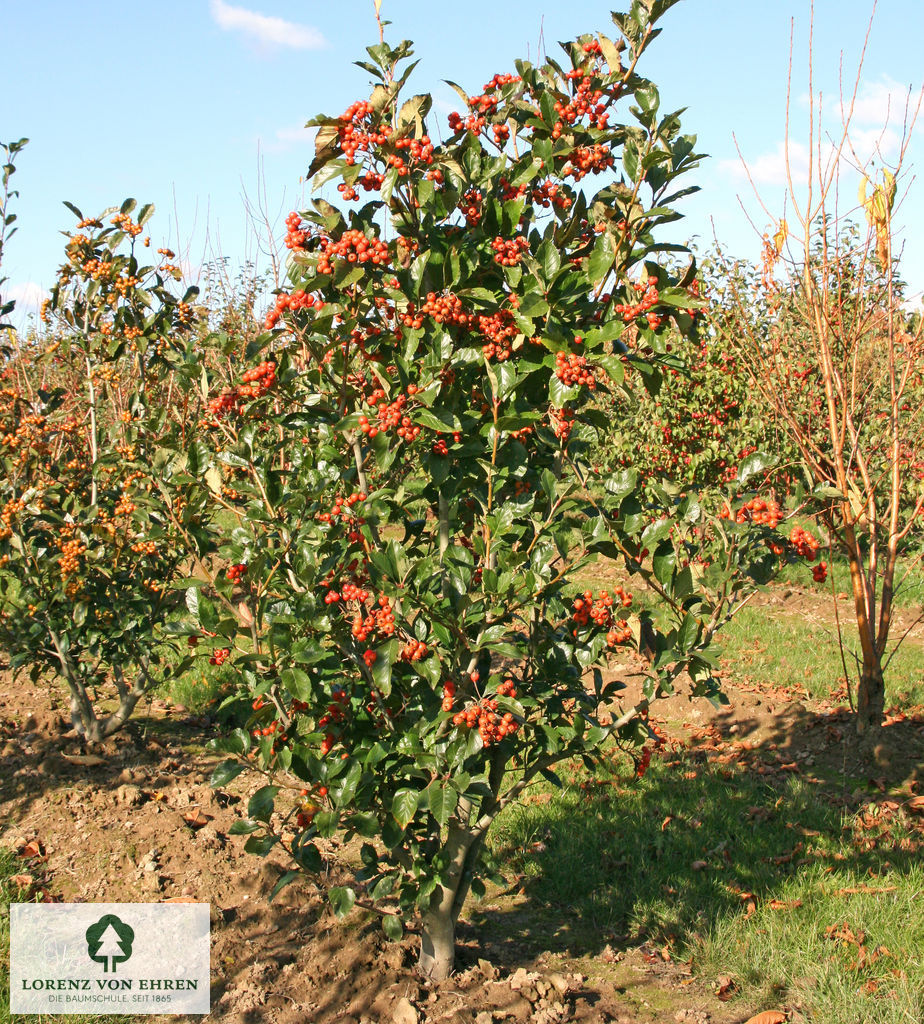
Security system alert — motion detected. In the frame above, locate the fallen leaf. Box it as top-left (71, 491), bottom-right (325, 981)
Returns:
top-left (61, 754), bottom-right (106, 766)
top-left (744, 1012), bottom-right (787, 1024)
top-left (835, 885), bottom-right (897, 896)
top-left (906, 795), bottom-right (924, 814)
top-left (10, 873), bottom-right (34, 889)
top-left (715, 974), bottom-right (738, 1001)
top-left (691, 860), bottom-right (708, 871)
top-left (661, 815), bottom-right (673, 831)
top-left (183, 809), bottom-right (211, 829)
top-left (767, 898), bottom-right (803, 910)
top-left (20, 840), bottom-right (43, 859)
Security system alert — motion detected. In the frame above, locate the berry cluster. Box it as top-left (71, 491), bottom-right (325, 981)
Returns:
top-left (555, 351), bottom-right (596, 389)
top-left (400, 639), bottom-right (428, 662)
top-left (813, 561), bottom-right (828, 583)
top-left (358, 392), bottom-right (420, 442)
top-left (226, 563), bottom-right (247, 583)
top-left (484, 72), bottom-right (522, 92)
top-left (352, 593), bottom-right (396, 642)
top-left (606, 621), bottom-right (632, 646)
top-left (317, 491), bottom-right (366, 525)
top-left (552, 69), bottom-right (609, 133)
top-left (550, 406), bottom-right (575, 441)
top-left (338, 172), bottom-right (385, 201)
top-left (498, 177), bottom-right (571, 211)
top-left (563, 144), bottom-right (614, 181)
top-left (264, 288), bottom-right (324, 329)
top-left (57, 537), bottom-right (87, 578)
top-left (318, 689), bottom-right (349, 729)
top-left (613, 280), bottom-right (661, 324)
top-left (720, 496), bottom-right (782, 528)
top-left (284, 210), bottom-right (309, 250)
top-left (451, 689), bottom-right (520, 746)
top-left (431, 431), bottom-right (462, 456)
top-left (448, 106), bottom-right (492, 135)
top-left (203, 362), bottom-right (276, 427)
top-left (440, 680), bottom-right (456, 712)
top-left (789, 526), bottom-right (820, 561)
top-left (491, 236), bottom-right (529, 266)
top-left (209, 647), bottom-right (230, 666)
top-left (316, 230), bottom-right (390, 276)
top-left (478, 308), bottom-right (520, 362)
top-left (337, 99), bottom-right (391, 164)
top-left (390, 134), bottom-right (435, 170)
top-left (418, 291), bottom-right (472, 328)
top-left (458, 187), bottom-right (483, 227)
top-left (572, 586), bottom-right (632, 630)
top-left (239, 361), bottom-right (276, 398)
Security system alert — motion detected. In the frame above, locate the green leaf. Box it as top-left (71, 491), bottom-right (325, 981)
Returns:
top-left (329, 886), bottom-right (356, 919)
top-left (228, 818), bottom-right (261, 835)
top-left (427, 783), bottom-right (459, 828)
top-left (248, 785), bottom-right (279, 822)
top-left (210, 759), bottom-right (246, 788)
top-left (676, 612), bottom-right (701, 652)
top-left (391, 788), bottom-right (419, 827)
top-left (244, 834), bottom-right (279, 856)
top-left (517, 293), bottom-right (549, 318)
top-left (587, 230), bottom-right (615, 283)
top-left (652, 542), bottom-right (676, 587)
top-left (537, 239), bottom-right (561, 280)
top-left (382, 914), bottom-right (403, 941)
top-left (270, 870), bottom-right (301, 901)
top-left (397, 93), bottom-right (432, 132)
top-left (738, 450), bottom-right (778, 487)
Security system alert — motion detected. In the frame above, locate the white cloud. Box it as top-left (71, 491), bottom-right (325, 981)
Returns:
top-left (837, 77), bottom-right (919, 131)
top-left (209, 0), bottom-right (327, 51)
top-left (719, 140), bottom-right (810, 187)
top-left (4, 281), bottom-right (47, 313)
top-left (725, 77), bottom-right (920, 189)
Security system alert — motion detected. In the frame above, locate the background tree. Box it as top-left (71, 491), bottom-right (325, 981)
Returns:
top-left (708, 24), bottom-right (924, 738)
top-left (0, 200), bottom-right (202, 740)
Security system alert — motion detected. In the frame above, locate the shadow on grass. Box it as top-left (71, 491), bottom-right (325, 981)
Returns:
top-left (479, 706), bottom-right (924, 966)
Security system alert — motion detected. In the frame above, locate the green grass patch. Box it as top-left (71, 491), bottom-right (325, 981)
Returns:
top-left (487, 751), bottom-right (923, 1023)
top-left (717, 606), bottom-right (924, 708)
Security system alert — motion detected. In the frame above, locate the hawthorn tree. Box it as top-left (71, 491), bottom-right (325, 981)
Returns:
top-left (155, 0), bottom-right (808, 979)
top-left (0, 201), bottom-right (201, 740)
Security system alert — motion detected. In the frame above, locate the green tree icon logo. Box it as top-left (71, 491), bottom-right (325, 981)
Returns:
top-left (85, 914), bottom-right (135, 972)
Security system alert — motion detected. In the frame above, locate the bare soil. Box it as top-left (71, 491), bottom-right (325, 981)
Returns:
top-left (2, 584), bottom-right (922, 1024)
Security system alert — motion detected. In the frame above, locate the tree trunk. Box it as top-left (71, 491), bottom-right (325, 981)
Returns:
top-left (69, 687), bottom-right (103, 742)
top-left (418, 904), bottom-right (457, 982)
top-left (856, 657), bottom-right (885, 736)
top-left (416, 819), bottom-right (483, 981)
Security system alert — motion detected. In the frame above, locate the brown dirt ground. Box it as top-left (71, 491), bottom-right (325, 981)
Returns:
top-left (2, 584), bottom-right (922, 1024)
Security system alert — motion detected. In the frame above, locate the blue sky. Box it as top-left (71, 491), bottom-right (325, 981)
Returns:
top-left (2, 0), bottom-right (922, 322)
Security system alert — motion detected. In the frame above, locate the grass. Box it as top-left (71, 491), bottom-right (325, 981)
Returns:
top-left (717, 604), bottom-right (924, 707)
top-left (486, 749), bottom-right (924, 1023)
